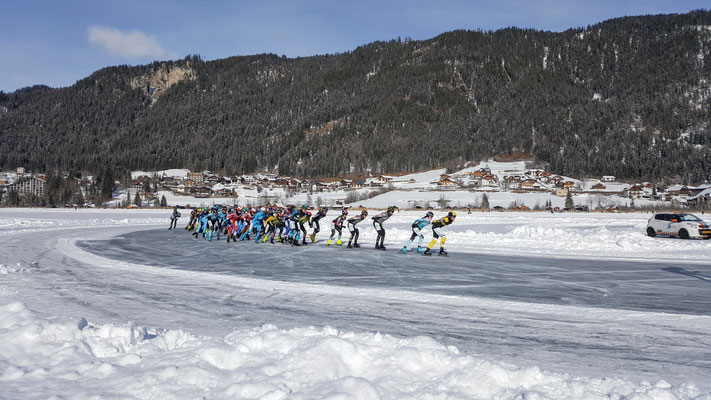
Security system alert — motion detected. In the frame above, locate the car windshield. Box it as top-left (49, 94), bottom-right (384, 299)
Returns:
top-left (678, 213), bottom-right (702, 222)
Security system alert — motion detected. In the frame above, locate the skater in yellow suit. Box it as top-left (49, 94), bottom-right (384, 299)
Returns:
top-left (423, 211), bottom-right (456, 256)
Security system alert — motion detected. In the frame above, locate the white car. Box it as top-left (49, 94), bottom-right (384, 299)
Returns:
top-left (646, 213), bottom-right (711, 239)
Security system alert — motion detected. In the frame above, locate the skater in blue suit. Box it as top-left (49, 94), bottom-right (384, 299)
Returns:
top-left (401, 211), bottom-right (433, 253)
top-left (192, 209), bottom-right (209, 238)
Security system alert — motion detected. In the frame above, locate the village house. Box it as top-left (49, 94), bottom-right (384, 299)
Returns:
top-left (438, 176), bottom-right (456, 186)
top-left (519, 179), bottom-right (539, 189)
top-left (626, 185), bottom-right (644, 199)
top-left (4, 176), bottom-right (46, 197)
top-left (352, 179), bottom-right (368, 189)
top-left (313, 182), bottom-right (329, 192)
top-left (555, 188), bottom-right (569, 197)
top-left (481, 175), bottom-right (499, 188)
top-left (139, 192), bottom-right (156, 203)
top-left (130, 180), bottom-right (144, 191)
top-left (187, 172), bottom-right (204, 184)
top-left (562, 181), bottom-right (576, 190)
top-left (687, 188), bottom-right (711, 208)
top-left (601, 175), bottom-right (616, 183)
top-left (288, 178), bottom-right (302, 189)
top-left (205, 175), bottom-right (220, 185)
top-left (241, 175), bottom-right (257, 185)
top-left (470, 170), bottom-right (484, 180)
top-left (467, 178), bottom-right (481, 188)
top-left (299, 180), bottom-right (312, 191)
top-left (193, 187), bottom-right (211, 197)
top-left (591, 183), bottom-right (607, 190)
top-left (273, 178), bottom-right (289, 189)
top-left (212, 187), bottom-right (234, 197)
top-left (538, 171), bottom-right (552, 183)
top-left (665, 185), bottom-right (692, 197)
top-left (376, 175), bottom-right (395, 183)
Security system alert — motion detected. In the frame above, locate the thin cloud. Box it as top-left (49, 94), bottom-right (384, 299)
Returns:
top-left (88, 26), bottom-right (172, 59)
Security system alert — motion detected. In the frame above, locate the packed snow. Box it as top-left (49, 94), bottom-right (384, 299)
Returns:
top-left (1, 208), bottom-right (710, 399)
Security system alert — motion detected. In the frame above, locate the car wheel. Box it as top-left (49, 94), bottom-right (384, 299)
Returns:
top-left (679, 229), bottom-right (690, 239)
top-left (646, 227), bottom-right (656, 237)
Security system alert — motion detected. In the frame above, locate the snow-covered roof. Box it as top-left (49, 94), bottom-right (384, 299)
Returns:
top-left (665, 185), bottom-right (688, 192)
top-left (689, 188), bottom-right (711, 200)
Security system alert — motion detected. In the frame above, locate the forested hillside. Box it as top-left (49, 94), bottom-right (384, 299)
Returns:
top-left (1, 10), bottom-right (710, 182)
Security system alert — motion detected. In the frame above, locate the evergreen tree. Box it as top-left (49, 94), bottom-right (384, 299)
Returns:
top-left (99, 166), bottom-right (115, 201)
top-left (481, 193), bottom-right (490, 210)
top-left (160, 195), bottom-right (167, 207)
top-left (6, 190), bottom-right (20, 206)
top-left (74, 189), bottom-right (85, 206)
top-left (565, 190), bottom-right (575, 210)
top-left (134, 191), bottom-right (142, 207)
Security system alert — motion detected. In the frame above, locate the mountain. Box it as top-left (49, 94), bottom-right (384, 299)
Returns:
top-left (1, 10), bottom-right (710, 182)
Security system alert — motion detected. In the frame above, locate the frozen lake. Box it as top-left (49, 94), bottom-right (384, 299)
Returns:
top-left (81, 228), bottom-right (711, 316)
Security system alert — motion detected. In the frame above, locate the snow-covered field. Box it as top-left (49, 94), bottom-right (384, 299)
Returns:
top-left (1, 208), bottom-right (710, 399)
top-left (134, 160), bottom-right (672, 210)
top-left (153, 187), bottom-right (660, 211)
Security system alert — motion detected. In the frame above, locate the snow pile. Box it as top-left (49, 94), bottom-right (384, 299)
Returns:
top-left (0, 217), bottom-right (165, 233)
top-left (0, 263), bottom-right (35, 274)
top-left (1, 302), bottom-right (705, 400)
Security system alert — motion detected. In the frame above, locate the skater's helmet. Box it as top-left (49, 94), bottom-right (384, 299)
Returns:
top-left (307, 211), bottom-right (312, 217)
top-left (448, 211), bottom-right (457, 219)
top-left (425, 211), bottom-right (434, 219)
top-left (342, 209), bottom-right (349, 215)
top-left (302, 204), bottom-right (308, 210)
top-left (361, 210), bottom-right (368, 216)
top-left (387, 206), bottom-right (394, 214)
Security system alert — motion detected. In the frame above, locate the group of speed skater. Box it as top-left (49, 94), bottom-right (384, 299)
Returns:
top-left (172, 204), bottom-right (457, 256)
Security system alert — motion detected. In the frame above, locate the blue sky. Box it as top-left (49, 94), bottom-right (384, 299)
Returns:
top-left (0, 0), bottom-right (707, 92)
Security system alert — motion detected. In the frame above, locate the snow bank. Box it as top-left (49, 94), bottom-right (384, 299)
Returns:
top-left (1, 302), bottom-right (705, 400)
top-left (0, 263), bottom-right (35, 274)
top-left (0, 217), bottom-right (165, 234)
top-left (333, 212), bottom-right (711, 262)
